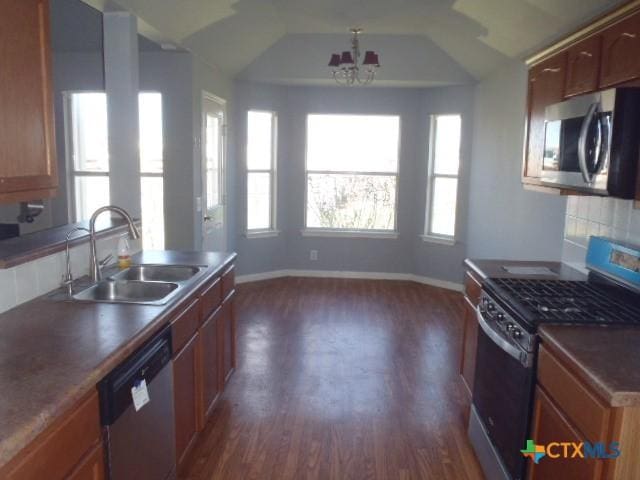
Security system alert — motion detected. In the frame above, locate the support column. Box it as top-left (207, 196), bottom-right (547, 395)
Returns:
top-left (103, 12), bottom-right (141, 217)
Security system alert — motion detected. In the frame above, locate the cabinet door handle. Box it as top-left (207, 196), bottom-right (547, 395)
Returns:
top-left (542, 67), bottom-right (561, 73)
top-left (621, 32), bottom-right (637, 39)
top-left (579, 51), bottom-right (593, 57)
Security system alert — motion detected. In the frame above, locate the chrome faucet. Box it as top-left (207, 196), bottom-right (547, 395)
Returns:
top-left (89, 206), bottom-right (141, 282)
top-left (62, 227), bottom-right (89, 297)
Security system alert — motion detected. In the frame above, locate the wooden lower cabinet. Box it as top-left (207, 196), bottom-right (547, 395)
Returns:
top-left (0, 390), bottom-right (104, 480)
top-left (173, 333), bottom-right (199, 467)
top-left (460, 269), bottom-right (481, 403)
top-left (220, 293), bottom-right (236, 386)
top-left (529, 387), bottom-right (601, 480)
top-left (460, 296), bottom-right (478, 397)
top-left (67, 442), bottom-right (106, 480)
top-left (200, 305), bottom-right (222, 421)
top-left (529, 344), bottom-right (640, 480)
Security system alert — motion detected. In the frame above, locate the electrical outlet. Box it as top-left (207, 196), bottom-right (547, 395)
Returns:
top-left (310, 250), bottom-right (318, 261)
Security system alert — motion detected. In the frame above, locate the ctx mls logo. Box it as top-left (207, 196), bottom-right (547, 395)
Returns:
top-left (521, 440), bottom-right (546, 464)
top-left (521, 439), bottom-right (621, 463)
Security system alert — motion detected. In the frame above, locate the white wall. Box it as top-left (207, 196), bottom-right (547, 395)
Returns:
top-left (466, 60), bottom-right (567, 260)
top-left (239, 34), bottom-right (474, 87)
top-left (562, 197), bottom-right (640, 270)
top-left (0, 231), bottom-right (136, 314)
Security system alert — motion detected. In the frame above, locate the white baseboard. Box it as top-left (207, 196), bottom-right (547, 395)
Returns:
top-left (236, 269), bottom-right (463, 292)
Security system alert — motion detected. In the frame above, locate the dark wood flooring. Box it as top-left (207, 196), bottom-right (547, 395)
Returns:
top-left (180, 277), bottom-right (484, 479)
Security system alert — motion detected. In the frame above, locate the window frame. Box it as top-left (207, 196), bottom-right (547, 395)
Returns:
top-left (246, 109), bottom-right (278, 237)
top-left (64, 90), bottom-right (166, 250)
top-left (423, 113), bottom-right (462, 245)
top-left (139, 91), bottom-right (165, 250)
top-left (302, 113), bottom-right (401, 237)
top-left (64, 90), bottom-right (111, 223)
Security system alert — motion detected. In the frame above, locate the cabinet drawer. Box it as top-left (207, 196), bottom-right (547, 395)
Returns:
top-left (67, 442), bottom-right (105, 480)
top-left (221, 265), bottom-right (235, 300)
top-left (537, 346), bottom-right (610, 441)
top-left (464, 271), bottom-right (481, 306)
top-left (4, 390), bottom-right (101, 480)
top-left (171, 299), bottom-right (200, 354)
top-left (200, 277), bottom-right (222, 321)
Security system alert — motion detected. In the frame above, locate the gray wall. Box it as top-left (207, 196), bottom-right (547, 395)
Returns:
top-left (192, 57), bottom-right (235, 251)
top-left (465, 61), bottom-right (567, 260)
top-left (139, 51), bottom-right (194, 250)
top-left (412, 86), bottom-right (475, 282)
top-left (233, 82), bottom-right (476, 282)
top-left (233, 82), bottom-right (288, 274)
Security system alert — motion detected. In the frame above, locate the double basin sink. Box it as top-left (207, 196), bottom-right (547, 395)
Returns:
top-left (73, 265), bottom-right (205, 305)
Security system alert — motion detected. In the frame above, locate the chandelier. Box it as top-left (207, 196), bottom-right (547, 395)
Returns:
top-left (328, 28), bottom-right (380, 86)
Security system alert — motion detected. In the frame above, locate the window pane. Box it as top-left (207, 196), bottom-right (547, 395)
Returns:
top-left (430, 177), bottom-right (458, 237)
top-left (141, 176), bottom-right (164, 249)
top-left (306, 115), bottom-right (399, 173)
top-left (306, 174), bottom-right (396, 230)
top-left (247, 111), bottom-right (274, 170)
top-left (206, 114), bottom-right (220, 208)
top-left (74, 176), bottom-right (109, 221)
top-left (433, 115), bottom-right (461, 175)
top-left (71, 93), bottom-right (109, 172)
top-left (247, 172), bottom-right (271, 230)
top-left (139, 93), bottom-right (163, 174)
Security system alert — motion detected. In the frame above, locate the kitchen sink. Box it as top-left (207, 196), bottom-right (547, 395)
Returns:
top-left (73, 279), bottom-right (180, 305)
top-left (112, 264), bottom-right (203, 282)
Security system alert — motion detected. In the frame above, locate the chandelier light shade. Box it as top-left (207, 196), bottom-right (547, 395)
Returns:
top-left (328, 28), bottom-right (380, 86)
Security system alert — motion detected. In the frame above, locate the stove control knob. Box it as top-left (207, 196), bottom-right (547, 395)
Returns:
top-left (512, 330), bottom-right (523, 339)
top-left (505, 323), bottom-right (515, 332)
top-left (496, 312), bottom-right (505, 322)
top-left (487, 302), bottom-right (496, 313)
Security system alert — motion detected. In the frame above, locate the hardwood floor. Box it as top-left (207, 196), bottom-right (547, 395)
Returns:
top-left (180, 277), bottom-right (484, 480)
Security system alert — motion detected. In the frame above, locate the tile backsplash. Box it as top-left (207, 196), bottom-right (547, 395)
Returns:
top-left (562, 196), bottom-right (640, 271)
top-left (0, 234), bottom-right (141, 315)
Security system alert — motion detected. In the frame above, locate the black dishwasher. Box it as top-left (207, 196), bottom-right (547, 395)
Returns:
top-left (98, 326), bottom-right (176, 480)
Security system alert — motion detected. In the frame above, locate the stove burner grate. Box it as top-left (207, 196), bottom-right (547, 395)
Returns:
top-left (490, 278), bottom-right (640, 325)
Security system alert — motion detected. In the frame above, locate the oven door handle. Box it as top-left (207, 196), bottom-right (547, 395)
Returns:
top-left (578, 102), bottom-right (601, 185)
top-left (476, 306), bottom-right (529, 367)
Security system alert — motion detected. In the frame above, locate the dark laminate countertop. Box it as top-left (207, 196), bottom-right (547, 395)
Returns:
top-left (464, 258), bottom-right (586, 282)
top-left (0, 250), bottom-right (236, 469)
top-left (539, 325), bottom-right (640, 408)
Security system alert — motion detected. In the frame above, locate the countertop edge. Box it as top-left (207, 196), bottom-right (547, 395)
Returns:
top-left (0, 251), bottom-right (237, 471)
top-left (538, 326), bottom-right (631, 408)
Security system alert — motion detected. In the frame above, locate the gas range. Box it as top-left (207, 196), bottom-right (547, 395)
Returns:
top-left (468, 237), bottom-right (640, 480)
top-left (483, 276), bottom-right (640, 333)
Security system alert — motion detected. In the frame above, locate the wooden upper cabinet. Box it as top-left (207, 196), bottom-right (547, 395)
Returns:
top-left (565, 35), bottom-right (602, 97)
top-left (600, 11), bottom-right (640, 88)
top-left (0, 0), bottom-right (58, 203)
top-left (524, 53), bottom-right (567, 180)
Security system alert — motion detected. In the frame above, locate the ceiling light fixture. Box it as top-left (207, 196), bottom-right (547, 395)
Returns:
top-left (328, 28), bottom-right (380, 86)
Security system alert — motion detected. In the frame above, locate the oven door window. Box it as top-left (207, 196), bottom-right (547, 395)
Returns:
top-left (473, 324), bottom-right (534, 480)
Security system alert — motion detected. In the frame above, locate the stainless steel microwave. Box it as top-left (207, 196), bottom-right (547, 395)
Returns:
top-left (541, 88), bottom-right (640, 198)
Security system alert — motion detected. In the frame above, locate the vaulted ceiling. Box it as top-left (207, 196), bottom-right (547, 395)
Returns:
top-left (86, 0), bottom-right (626, 86)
